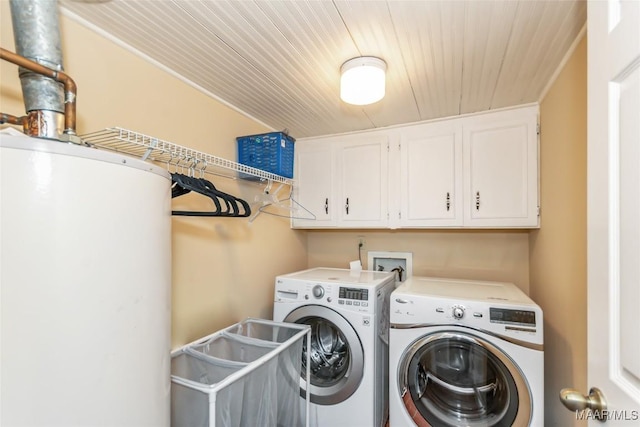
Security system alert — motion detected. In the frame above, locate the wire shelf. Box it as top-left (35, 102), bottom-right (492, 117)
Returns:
top-left (80, 127), bottom-right (294, 185)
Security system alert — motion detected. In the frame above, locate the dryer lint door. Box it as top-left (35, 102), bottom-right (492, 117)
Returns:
top-left (284, 305), bottom-right (364, 405)
top-left (397, 331), bottom-right (532, 427)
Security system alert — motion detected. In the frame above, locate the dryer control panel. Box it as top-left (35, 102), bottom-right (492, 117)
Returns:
top-left (389, 276), bottom-right (544, 346)
top-left (489, 307), bottom-right (537, 327)
top-left (390, 297), bottom-right (543, 346)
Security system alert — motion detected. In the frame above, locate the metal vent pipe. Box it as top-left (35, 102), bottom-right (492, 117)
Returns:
top-left (9, 0), bottom-right (65, 139)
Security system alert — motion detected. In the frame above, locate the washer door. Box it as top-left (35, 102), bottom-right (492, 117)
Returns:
top-left (398, 331), bottom-right (531, 427)
top-left (284, 305), bottom-right (364, 405)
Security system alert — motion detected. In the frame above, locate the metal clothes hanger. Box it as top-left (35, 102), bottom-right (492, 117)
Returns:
top-left (169, 156), bottom-right (193, 199)
top-left (249, 182), bottom-right (315, 223)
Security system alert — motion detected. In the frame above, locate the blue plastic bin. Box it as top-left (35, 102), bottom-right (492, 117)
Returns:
top-left (236, 132), bottom-right (295, 178)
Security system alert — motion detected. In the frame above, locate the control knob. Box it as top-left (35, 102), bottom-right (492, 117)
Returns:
top-left (312, 285), bottom-right (325, 299)
top-left (452, 305), bottom-right (465, 320)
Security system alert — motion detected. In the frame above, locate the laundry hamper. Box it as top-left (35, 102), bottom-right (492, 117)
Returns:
top-left (171, 318), bottom-right (310, 427)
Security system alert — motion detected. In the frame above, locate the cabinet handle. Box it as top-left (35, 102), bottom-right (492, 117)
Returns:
top-left (345, 197), bottom-right (350, 215)
top-left (324, 198), bottom-right (329, 214)
top-left (475, 191), bottom-right (481, 211)
top-left (446, 192), bottom-right (451, 212)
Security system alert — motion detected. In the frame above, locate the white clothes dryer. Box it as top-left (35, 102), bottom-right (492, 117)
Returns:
top-left (389, 277), bottom-right (544, 427)
top-left (273, 268), bottom-right (395, 427)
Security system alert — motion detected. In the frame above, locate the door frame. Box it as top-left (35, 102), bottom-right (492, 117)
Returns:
top-left (586, 0), bottom-right (640, 424)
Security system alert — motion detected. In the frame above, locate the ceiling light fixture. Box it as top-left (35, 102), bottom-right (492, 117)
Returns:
top-left (340, 56), bottom-right (387, 106)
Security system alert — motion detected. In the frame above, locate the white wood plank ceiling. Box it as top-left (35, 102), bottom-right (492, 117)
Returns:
top-left (58, 0), bottom-right (586, 138)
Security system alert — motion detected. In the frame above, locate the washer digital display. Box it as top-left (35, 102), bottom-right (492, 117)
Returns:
top-left (490, 308), bottom-right (536, 326)
top-left (339, 287), bottom-right (369, 301)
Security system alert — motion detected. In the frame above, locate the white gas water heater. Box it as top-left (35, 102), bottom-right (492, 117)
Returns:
top-left (1, 1), bottom-right (171, 425)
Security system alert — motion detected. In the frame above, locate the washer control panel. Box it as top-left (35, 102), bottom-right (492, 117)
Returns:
top-left (336, 287), bottom-right (371, 310)
top-left (275, 280), bottom-right (376, 314)
top-left (339, 286), bottom-right (369, 302)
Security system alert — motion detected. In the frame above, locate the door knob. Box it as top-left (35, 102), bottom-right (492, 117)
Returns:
top-left (559, 387), bottom-right (607, 420)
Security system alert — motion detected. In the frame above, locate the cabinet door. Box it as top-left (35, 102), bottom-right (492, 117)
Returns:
top-left (337, 135), bottom-right (389, 227)
top-left (291, 140), bottom-right (335, 228)
top-left (398, 121), bottom-right (463, 227)
top-left (463, 106), bottom-right (539, 227)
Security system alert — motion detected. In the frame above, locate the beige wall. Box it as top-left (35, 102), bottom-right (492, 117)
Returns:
top-left (0, 3), bottom-right (307, 348)
top-left (531, 36), bottom-right (587, 426)
top-left (308, 230), bottom-right (531, 293)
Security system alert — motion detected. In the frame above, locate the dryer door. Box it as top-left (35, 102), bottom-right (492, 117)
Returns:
top-left (398, 331), bottom-right (531, 427)
top-left (284, 305), bottom-right (364, 405)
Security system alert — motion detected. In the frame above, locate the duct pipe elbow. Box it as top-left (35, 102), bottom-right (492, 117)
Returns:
top-left (8, 0), bottom-right (79, 142)
top-left (0, 48), bottom-right (78, 141)
top-left (10, 0), bottom-right (65, 115)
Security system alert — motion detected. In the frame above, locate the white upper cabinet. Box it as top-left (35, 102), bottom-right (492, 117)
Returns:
top-left (292, 133), bottom-right (389, 228)
top-left (337, 134), bottom-right (389, 227)
top-left (292, 104), bottom-right (539, 229)
top-left (292, 139), bottom-right (335, 227)
top-left (395, 120), bottom-right (464, 227)
top-left (463, 105), bottom-right (539, 227)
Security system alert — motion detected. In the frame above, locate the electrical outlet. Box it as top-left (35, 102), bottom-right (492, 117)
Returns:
top-left (358, 236), bottom-right (366, 246)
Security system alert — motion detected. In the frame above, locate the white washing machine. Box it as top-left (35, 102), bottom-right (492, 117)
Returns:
top-left (389, 276), bottom-right (544, 427)
top-left (273, 267), bottom-right (395, 427)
